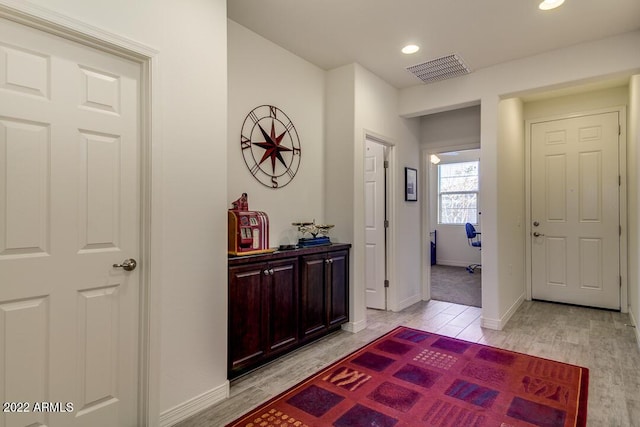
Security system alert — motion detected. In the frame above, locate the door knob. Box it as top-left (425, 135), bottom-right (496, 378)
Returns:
top-left (532, 232), bottom-right (545, 237)
top-left (113, 258), bottom-right (137, 271)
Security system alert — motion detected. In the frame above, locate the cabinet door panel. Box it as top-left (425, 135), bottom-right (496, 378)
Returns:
top-left (328, 250), bottom-right (349, 327)
top-left (228, 265), bottom-right (266, 371)
top-left (300, 254), bottom-right (327, 338)
top-left (268, 259), bottom-right (299, 352)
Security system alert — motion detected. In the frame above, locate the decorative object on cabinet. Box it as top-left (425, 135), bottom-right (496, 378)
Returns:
top-left (405, 167), bottom-right (418, 201)
top-left (240, 104), bottom-right (301, 188)
top-left (228, 193), bottom-right (274, 256)
top-left (293, 220), bottom-right (334, 247)
top-left (228, 243), bottom-right (350, 379)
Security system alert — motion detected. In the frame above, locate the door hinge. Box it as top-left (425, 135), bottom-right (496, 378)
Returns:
top-left (620, 276), bottom-right (622, 288)
top-left (383, 160), bottom-right (389, 169)
top-left (620, 225), bottom-right (622, 236)
top-left (384, 279), bottom-right (389, 288)
top-left (619, 124), bottom-right (621, 136)
top-left (384, 219), bottom-right (389, 228)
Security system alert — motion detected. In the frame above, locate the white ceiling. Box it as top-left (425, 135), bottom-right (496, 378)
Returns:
top-left (227, 0), bottom-right (640, 89)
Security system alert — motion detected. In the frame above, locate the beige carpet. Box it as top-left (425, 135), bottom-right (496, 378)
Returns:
top-left (430, 264), bottom-right (481, 307)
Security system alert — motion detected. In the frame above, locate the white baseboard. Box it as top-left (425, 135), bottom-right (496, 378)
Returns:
top-left (393, 294), bottom-right (422, 312)
top-left (481, 294), bottom-right (525, 331)
top-left (343, 317), bottom-right (367, 333)
top-left (436, 260), bottom-right (478, 268)
top-left (629, 308), bottom-right (640, 351)
top-left (481, 316), bottom-right (501, 330)
top-left (159, 381), bottom-right (229, 427)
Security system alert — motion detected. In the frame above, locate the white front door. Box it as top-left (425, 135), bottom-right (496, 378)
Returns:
top-left (0, 17), bottom-right (141, 426)
top-left (531, 112), bottom-right (620, 309)
top-left (365, 139), bottom-right (387, 309)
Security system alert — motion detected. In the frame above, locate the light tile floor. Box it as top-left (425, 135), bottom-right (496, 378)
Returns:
top-left (175, 300), bottom-right (640, 427)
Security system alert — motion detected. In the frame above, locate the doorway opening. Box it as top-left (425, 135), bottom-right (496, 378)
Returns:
top-left (428, 149), bottom-right (482, 308)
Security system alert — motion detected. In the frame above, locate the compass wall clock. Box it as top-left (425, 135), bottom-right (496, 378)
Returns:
top-left (240, 105), bottom-right (301, 188)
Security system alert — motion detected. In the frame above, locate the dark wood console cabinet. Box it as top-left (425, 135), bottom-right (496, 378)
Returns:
top-left (228, 243), bottom-right (350, 379)
top-left (299, 250), bottom-right (349, 341)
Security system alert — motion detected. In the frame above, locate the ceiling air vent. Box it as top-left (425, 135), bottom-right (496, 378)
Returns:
top-left (406, 54), bottom-right (470, 84)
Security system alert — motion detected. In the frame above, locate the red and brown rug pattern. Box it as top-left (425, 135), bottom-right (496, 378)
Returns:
top-left (227, 326), bottom-right (588, 427)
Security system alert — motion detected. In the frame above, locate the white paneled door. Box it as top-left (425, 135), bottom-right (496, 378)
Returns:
top-left (0, 17), bottom-right (140, 427)
top-left (365, 139), bottom-right (386, 309)
top-left (531, 112), bottom-right (620, 309)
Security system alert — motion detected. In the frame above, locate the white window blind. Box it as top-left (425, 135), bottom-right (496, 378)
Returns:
top-left (438, 160), bottom-right (479, 225)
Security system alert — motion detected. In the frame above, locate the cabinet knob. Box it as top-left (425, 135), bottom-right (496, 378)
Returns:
top-left (263, 269), bottom-right (270, 276)
top-left (269, 268), bottom-right (274, 275)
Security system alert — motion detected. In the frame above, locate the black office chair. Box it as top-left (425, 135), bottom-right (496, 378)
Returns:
top-left (465, 222), bottom-right (481, 273)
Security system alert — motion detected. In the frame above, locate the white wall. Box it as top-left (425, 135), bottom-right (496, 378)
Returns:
top-left (325, 65), bottom-right (356, 245)
top-left (354, 65), bottom-right (422, 313)
top-left (497, 98), bottom-right (526, 316)
top-left (326, 63), bottom-right (421, 328)
top-left (227, 20), bottom-right (325, 246)
top-left (399, 30), bottom-right (640, 329)
top-left (12, 0), bottom-right (230, 422)
top-left (353, 65), bottom-right (422, 312)
top-left (524, 86), bottom-right (629, 119)
top-left (400, 32), bottom-right (640, 118)
top-left (421, 105), bottom-right (481, 151)
top-left (325, 65), bottom-right (360, 327)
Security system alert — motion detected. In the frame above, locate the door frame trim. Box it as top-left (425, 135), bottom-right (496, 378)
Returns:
top-left (362, 130), bottom-right (395, 311)
top-left (421, 142), bottom-right (481, 302)
top-left (0, 1), bottom-right (161, 424)
top-left (524, 106), bottom-right (627, 312)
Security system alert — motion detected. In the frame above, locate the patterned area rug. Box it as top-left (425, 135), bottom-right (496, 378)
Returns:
top-left (226, 327), bottom-right (588, 427)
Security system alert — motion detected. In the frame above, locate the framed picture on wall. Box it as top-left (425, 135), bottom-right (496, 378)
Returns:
top-left (405, 167), bottom-right (417, 201)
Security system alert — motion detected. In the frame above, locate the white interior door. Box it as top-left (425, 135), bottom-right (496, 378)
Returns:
top-left (0, 17), bottom-right (140, 426)
top-left (365, 139), bottom-right (386, 309)
top-left (531, 112), bottom-right (620, 309)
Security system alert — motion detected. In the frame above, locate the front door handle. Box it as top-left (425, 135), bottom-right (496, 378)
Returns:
top-left (532, 232), bottom-right (545, 237)
top-left (113, 258), bottom-right (137, 271)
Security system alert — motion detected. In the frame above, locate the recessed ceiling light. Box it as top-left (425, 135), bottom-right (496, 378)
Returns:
top-left (402, 44), bottom-right (420, 55)
top-left (539, 0), bottom-right (565, 10)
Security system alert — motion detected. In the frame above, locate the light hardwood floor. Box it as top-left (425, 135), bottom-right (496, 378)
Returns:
top-left (175, 300), bottom-right (640, 427)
